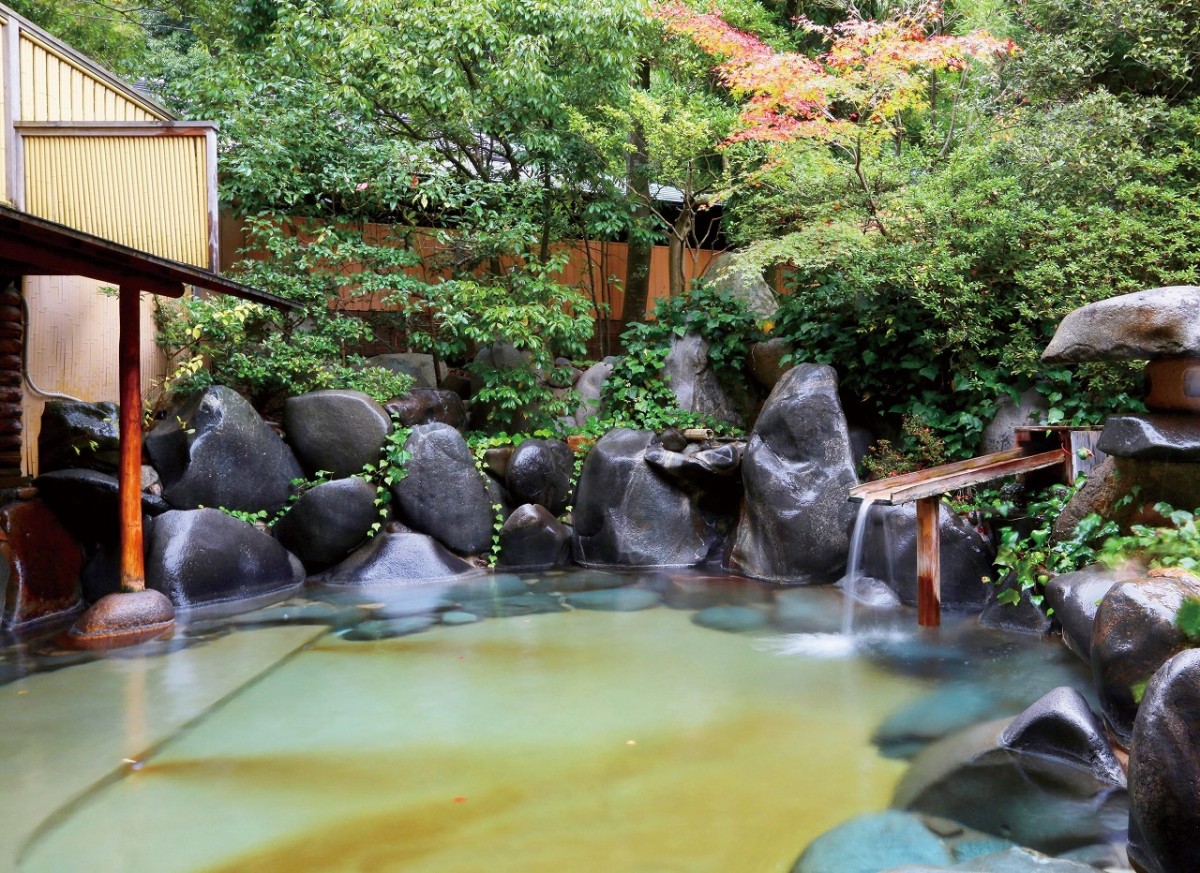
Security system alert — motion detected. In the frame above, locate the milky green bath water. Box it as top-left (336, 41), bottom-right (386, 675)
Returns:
top-left (0, 579), bottom-right (1087, 873)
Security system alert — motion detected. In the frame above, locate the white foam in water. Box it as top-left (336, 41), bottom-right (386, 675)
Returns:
top-left (762, 627), bottom-right (914, 659)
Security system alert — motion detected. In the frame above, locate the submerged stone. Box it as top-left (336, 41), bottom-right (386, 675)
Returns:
top-left (793, 811), bottom-right (952, 873)
top-left (440, 610), bottom-right (479, 626)
top-left (691, 605), bottom-right (768, 632)
top-left (565, 587), bottom-right (660, 612)
top-left (342, 615), bottom-right (435, 641)
top-left (893, 717), bottom-right (1128, 854)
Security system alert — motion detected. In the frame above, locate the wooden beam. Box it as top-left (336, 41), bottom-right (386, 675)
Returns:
top-left (916, 496), bottom-right (941, 628)
top-left (117, 284), bottom-right (145, 592)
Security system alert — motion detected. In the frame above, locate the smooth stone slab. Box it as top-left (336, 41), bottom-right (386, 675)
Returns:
top-left (0, 625), bottom-right (326, 870)
top-left (1042, 286), bottom-right (1200, 363)
top-left (1096, 413), bottom-right (1200, 461)
top-left (565, 588), bottom-right (660, 612)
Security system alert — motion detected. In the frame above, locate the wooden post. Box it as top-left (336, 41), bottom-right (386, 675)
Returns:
top-left (916, 496), bottom-right (940, 627)
top-left (118, 285), bottom-right (145, 592)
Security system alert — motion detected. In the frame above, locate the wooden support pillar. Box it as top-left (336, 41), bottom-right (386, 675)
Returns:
top-left (118, 285), bottom-right (145, 592)
top-left (916, 496), bottom-right (940, 628)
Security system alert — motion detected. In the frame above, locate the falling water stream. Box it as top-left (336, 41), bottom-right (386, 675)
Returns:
top-left (840, 497), bottom-right (876, 636)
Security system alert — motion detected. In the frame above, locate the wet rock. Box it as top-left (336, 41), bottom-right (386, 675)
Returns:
top-left (885, 846), bottom-right (1099, 871)
top-left (573, 429), bottom-right (723, 568)
top-left (384, 388), bottom-right (467, 430)
top-left (1043, 565), bottom-right (1130, 661)
top-left (999, 687), bottom-right (1125, 785)
top-left (875, 684), bottom-right (1023, 760)
top-left (644, 441), bottom-right (743, 485)
top-left (441, 610), bottom-right (479, 626)
top-left (691, 604), bottom-right (768, 632)
top-left (749, 337), bottom-right (792, 389)
top-left (572, 358), bottom-right (615, 427)
top-left (980, 574), bottom-right (1052, 635)
top-left (1096, 413), bottom-right (1200, 461)
top-left (505, 439), bottom-right (574, 515)
top-left (1041, 286), bottom-right (1200, 363)
top-left (366, 352), bottom-right (447, 389)
top-left (34, 468), bottom-right (170, 546)
top-left (663, 333), bottom-right (743, 427)
top-left (793, 811), bottom-right (953, 873)
top-left (565, 587), bottom-right (660, 611)
top-left (893, 717), bottom-right (1128, 854)
top-left (1059, 456), bottom-right (1200, 536)
top-left (497, 504), bottom-right (571, 570)
top-left (0, 499), bottom-right (83, 629)
top-left (981, 388), bottom-right (1049, 454)
top-left (318, 529), bottom-right (480, 586)
top-left (37, 400), bottom-right (119, 474)
top-left (391, 423), bottom-right (494, 555)
top-left (1090, 572), bottom-right (1200, 745)
top-left (857, 503), bottom-right (994, 611)
top-left (272, 477), bottom-right (379, 571)
top-left (343, 615), bottom-right (435, 640)
top-left (145, 386), bottom-right (304, 513)
top-left (284, 389), bottom-right (391, 479)
top-left (557, 570), bottom-right (642, 594)
top-left (1127, 648), bottom-right (1200, 873)
top-left (141, 464), bottom-right (162, 494)
top-left (146, 509), bottom-right (305, 608)
top-left (1054, 843), bottom-right (1128, 869)
top-left (727, 364), bottom-right (858, 584)
top-left (706, 251), bottom-right (778, 319)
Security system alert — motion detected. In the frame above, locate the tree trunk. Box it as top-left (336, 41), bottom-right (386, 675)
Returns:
top-left (623, 60), bottom-right (653, 326)
top-left (668, 202), bottom-right (695, 298)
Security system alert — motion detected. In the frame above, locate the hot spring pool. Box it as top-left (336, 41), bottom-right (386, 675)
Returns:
top-left (0, 570), bottom-right (1093, 872)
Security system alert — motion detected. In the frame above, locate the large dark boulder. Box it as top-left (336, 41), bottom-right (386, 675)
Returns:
top-left (980, 573), bottom-right (1052, 635)
top-left (1043, 565), bottom-right (1131, 661)
top-left (145, 386), bottom-right (304, 513)
top-left (1090, 572), bottom-right (1200, 746)
top-left (999, 687), bottom-right (1125, 785)
top-left (1128, 648), bottom-right (1200, 873)
top-left (317, 529), bottom-right (480, 585)
top-left (505, 438), bottom-right (574, 515)
top-left (38, 400), bottom-right (119, 474)
top-left (893, 712), bottom-right (1128, 854)
top-left (858, 503), bottom-right (995, 611)
top-left (497, 504), bottom-right (571, 569)
top-left (34, 468), bottom-right (170, 547)
top-left (1097, 413), bottom-right (1200, 461)
top-left (272, 477), bottom-right (380, 571)
top-left (146, 508), bottom-right (304, 608)
top-left (573, 428), bottom-right (723, 568)
top-left (662, 333), bottom-right (743, 427)
top-left (284, 389), bottom-right (391, 478)
top-left (385, 388), bottom-right (467, 430)
top-left (726, 364), bottom-right (858, 584)
top-left (390, 423), bottom-right (494, 555)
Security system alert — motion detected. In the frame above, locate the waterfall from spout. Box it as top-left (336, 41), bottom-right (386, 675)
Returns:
top-left (840, 497), bottom-right (875, 636)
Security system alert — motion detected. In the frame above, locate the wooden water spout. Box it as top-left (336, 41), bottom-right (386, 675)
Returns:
top-left (848, 430), bottom-right (1081, 628)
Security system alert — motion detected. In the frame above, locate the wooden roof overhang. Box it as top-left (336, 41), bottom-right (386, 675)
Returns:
top-left (0, 202), bottom-right (296, 603)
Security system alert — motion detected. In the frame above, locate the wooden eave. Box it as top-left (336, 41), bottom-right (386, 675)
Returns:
top-left (0, 203), bottom-right (295, 308)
